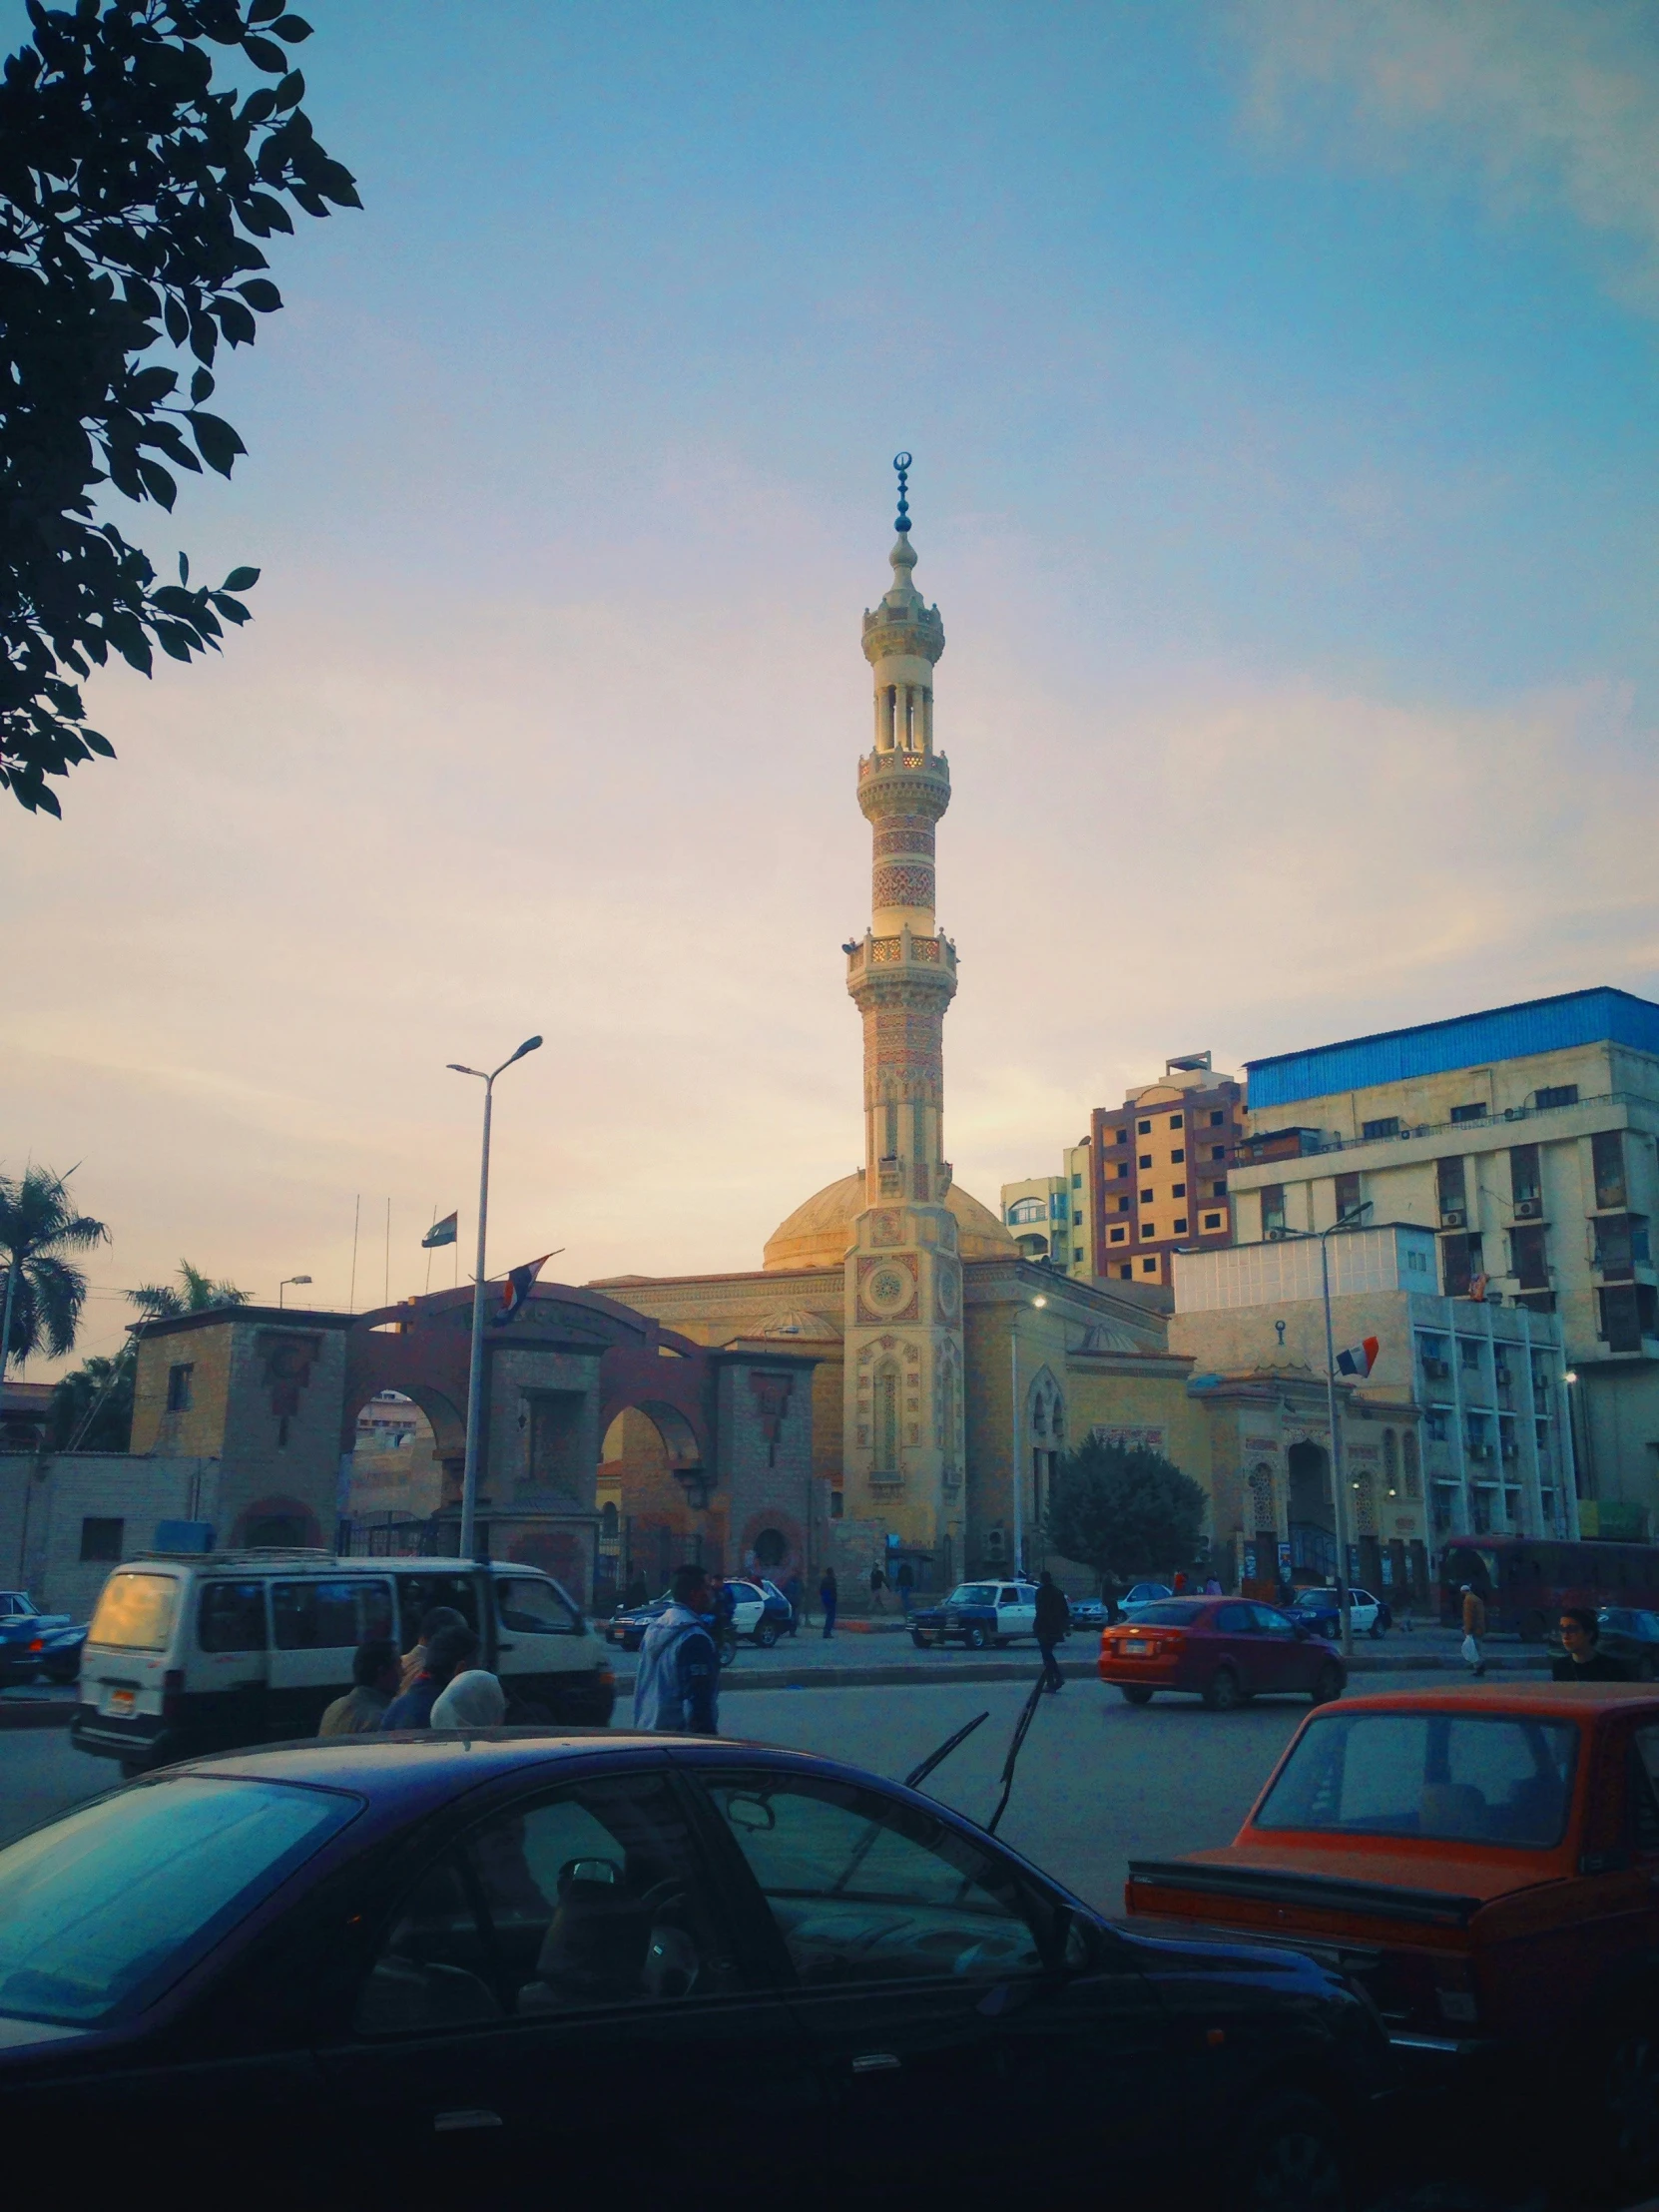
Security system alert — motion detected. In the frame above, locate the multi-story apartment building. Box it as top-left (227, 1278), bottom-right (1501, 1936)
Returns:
top-left (1086, 1052), bottom-right (1246, 1289)
top-left (1000, 1175), bottom-right (1073, 1267)
top-left (1063, 1140), bottom-right (1093, 1278)
top-left (1228, 987), bottom-right (1659, 1529)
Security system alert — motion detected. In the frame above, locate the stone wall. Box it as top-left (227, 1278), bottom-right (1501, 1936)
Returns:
top-left (6, 1452), bottom-right (221, 1618)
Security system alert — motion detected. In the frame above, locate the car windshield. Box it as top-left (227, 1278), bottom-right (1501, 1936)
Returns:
top-left (948, 1585), bottom-right (998, 1605)
top-left (0, 1778), bottom-right (361, 2026)
top-left (1123, 1602), bottom-right (1204, 1628)
top-left (1295, 1591), bottom-right (1337, 1608)
top-left (88, 1572), bottom-right (180, 1652)
top-left (1254, 1710), bottom-right (1580, 1849)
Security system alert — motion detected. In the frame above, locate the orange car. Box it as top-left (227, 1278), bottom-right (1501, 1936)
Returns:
top-left (1125, 1684), bottom-right (1659, 2193)
top-left (1097, 1596), bottom-right (1346, 1710)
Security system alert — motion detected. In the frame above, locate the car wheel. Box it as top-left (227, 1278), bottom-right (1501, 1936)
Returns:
top-left (963, 1625), bottom-right (988, 1651)
top-left (715, 1631), bottom-right (738, 1668)
top-left (910, 1630), bottom-right (930, 1649)
top-left (1226, 2091), bottom-right (1347, 2212)
top-left (1310, 1660), bottom-right (1345, 1705)
top-left (756, 1622), bottom-right (779, 1649)
top-left (1598, 2010), bottom-right (1659, 2190)
top-left (1202, 1666), bottom-right (1245, 1713)
top-left (1119, 1685), bottom-right (1155, 1706)
top-left (1369, 1618), bottom-right (1385, 1640)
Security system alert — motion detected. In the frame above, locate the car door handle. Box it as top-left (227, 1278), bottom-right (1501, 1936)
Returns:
top-left (850, 2052), bottom-right (902, 2074)
top-left (434, 2109), bottom-right (503, 2131)
top-left (496, 1642), bottom-right (515, 1652)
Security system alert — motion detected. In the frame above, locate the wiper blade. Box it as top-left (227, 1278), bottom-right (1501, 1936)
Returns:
top-left (903, 1710), bottom-right (989, 1792)
top-left (986, 1672), bottom-right (1046, 1837)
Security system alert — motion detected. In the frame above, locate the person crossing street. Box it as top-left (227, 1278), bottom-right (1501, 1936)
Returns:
top-left (633, 1564), bottom-right (720, 1736)
top-left (1035, 1569), bottom-right (1070, 1694)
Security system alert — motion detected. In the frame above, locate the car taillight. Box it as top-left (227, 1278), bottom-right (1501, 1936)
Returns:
top-left (161, 1668), bottom-right (186, 1721)
top-left (27, 1638), bottom-right (43, 1653)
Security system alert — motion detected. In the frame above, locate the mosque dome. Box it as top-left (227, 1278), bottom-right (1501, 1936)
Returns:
top-left (763, 1171), bottom-right (1018, 1272)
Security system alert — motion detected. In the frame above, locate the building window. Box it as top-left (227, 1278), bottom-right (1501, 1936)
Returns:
top-left (1209, 1109), bottom-right (1225, 1125)
top-left (1440, 1234), bottom-right (1483, 1298)
top-left (1169, 1114), bottom-right (1183, 1129)
top-left (1170, 1148), bottom-right (1185, 1164)
top-left (1202, 1213), bottom-right (1222, 1230)
top-left (1140, 1190), bottom-right (1153, 1206)
top-left (1109, 1228), bottom-right (1126, 1243)
top-left (1114, 1128), bottom-right (1127, 1143)
top-left (1137, 1120), bottom-right (1151, 1135)
top-left (1426, 1411), bottom-right (1449, 1443)
top-left (1535, 1084), bottom-right (1578, 1110)
top-left (1510, 1224), bottom-right (1549, 1290)
top-left (79, 1516), bottom-right (124, 1562)
top-left (1007, 1197), bottom-right (1046, 1225)
top-left (1117, 1197), bottom-right (1130, 1213)
top-left (1172, 1182), bottom-right (1186, 1199)
top-left (1335, 1171), bottom-right (1361, 1222)
top-left (1211, 1181), bottom-right (1227, 1199)
top-left (1211, 1145), bottom-right (1226, 1161)
top-left (1509, 1143), bottom-right (1541, 1208)
top-left (1141, 1258), bottom-right (1158, 1274)
top-left (1362, 1117), bottom-right (1400, 1140)
top-left (1450, 1102), bottom-right (1487, 1125)
top-left (1071, 1173), bottom-right (1082, 1189)
top-left (1261, 1186), bottom-right (1286, 1236)
top-left (1138, 1154), bottom-right (1152, 1169)
top-left (1118, 1265), bottom-right (1133, 1279)
top-left (166, 1363), bottom-right (194, 1412)
top-left (1173, 1218), bottom-right (1188, 1235)
top-left (1436, 1157), bottom-right (1467, 1222)
top-left (1599, 1283), bottom-right (1658, 1353)
top-left (829, 1488), bottom-right (844, 1519)
top-left (1592, 1130), bottom-right (1627, 1210)
top-left (1458, 1337), bottom-right (1482, 1374)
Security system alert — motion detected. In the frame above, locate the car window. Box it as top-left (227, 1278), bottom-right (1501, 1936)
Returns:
top-left (198, 1581), bottom-right (269, 1654)
top-left (1255, 1711), bottom-right (1579, 1849)
top-left (496, 1578), bottom-right (580, 1636)
top-left (393, 1573), bottom-right (480, 1646)
top-left (0, 1778), bottom-right (357, 2026)
top-left (88, 1571), bottom-right (180, 1653)
top-left (1252, 1605), bottom-right (1296, 1635)
top-left (949, 1585), bottom-right (997, 1606)
top-left (1124, 1602), bottom-right (1204, 1627)
top-left (355, 1773), bottom-right (741, 2035)
top-left (998, 1588), bottom-right (1018, 1605)
top-left (703, 1772), bottom-right (1047, 1989)
top-left (1215, 1604), bottom-right (1257, 1633)
top-left (1643, 1615), bottom-right (1659, 1640)
top-left (273, 1579), bottom-right (393, 1652)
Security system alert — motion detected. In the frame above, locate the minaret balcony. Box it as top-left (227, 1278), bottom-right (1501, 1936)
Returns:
top-left (845, 929), bottom-right (958, 986)
top-left (857, 746), bottom-right (951, 823)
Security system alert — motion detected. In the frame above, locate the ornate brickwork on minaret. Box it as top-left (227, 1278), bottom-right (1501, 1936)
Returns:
top-left (842, 457), bottom-right (966, 1567)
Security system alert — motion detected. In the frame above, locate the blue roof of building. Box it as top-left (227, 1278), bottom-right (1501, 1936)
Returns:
top-left (1245, 986), bottom-right (1659, 1111)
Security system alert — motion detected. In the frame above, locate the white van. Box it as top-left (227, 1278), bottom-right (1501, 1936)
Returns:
top-left (71, 1549), bottom-right (616, 1774)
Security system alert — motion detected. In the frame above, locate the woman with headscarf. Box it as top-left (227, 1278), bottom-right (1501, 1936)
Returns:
top-left (430, 1668), bottom-right (508, 1728)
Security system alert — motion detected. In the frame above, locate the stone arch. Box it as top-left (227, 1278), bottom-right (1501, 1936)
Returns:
top-left (740, 1513), bottom-right (804, 1582)
top-left (873, 1360), bottom-right (901, 1474)
top-left (1287, 1438), bottom-right (1336, 1580)
top-left (1024, 1366), bottom-right (1065, 1553)
top-left (598, 1396), bottom-right (716, 1597)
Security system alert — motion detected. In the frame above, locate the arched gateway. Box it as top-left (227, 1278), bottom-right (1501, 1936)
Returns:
top-left (127, 1280), bottom-right (822, 1608)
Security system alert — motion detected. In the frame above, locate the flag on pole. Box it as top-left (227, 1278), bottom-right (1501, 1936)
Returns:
top-left (1336, 1336), bottom-right (1380, 1379)
top-left (421, 1211), bottom-right (458, 1250)
top-left (495, 1253), bottom-right (554, 1324)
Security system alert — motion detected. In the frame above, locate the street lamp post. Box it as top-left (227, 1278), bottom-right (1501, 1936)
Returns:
top-left (277, 1275), bottom-right (311, 1310)
top-left (1009, 1291), bottom-right (1047, 1576)
top-left (1273, 1202), bottom-right (1371, 1660)
top-left (448, 1035), bottom-right (543, 1561)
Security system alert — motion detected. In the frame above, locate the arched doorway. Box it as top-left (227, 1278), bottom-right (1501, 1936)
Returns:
top-left (598, 1399), bottom-right (715, 1604)
top-left (1287, 1439), bottom-right (1336, 1582)
top-left (344, 1388), bottom-right (447, 1552)
top-left (1024, 1368), bottom-right (1065, 1569)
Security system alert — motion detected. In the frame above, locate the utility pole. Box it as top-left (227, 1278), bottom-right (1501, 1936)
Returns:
top-left (448, 1036), bottom-right (542, 1560)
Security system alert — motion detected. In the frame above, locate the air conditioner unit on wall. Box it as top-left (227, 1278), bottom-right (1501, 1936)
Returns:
top-left (1440, 1210), bottom-right (1466, 1229)
top-left (1514, 1198), bottom-right (1541, 1220)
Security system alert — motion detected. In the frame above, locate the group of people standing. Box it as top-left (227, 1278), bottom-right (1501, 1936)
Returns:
top-left (316, 1605), bottom-right (509, 1737)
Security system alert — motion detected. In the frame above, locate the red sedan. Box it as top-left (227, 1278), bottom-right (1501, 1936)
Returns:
top-left (1098, 1597), bottom-right (1346, 1711)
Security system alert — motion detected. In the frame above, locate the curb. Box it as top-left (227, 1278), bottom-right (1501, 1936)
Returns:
top-left (0, 1696), bottom-right (77, 1731)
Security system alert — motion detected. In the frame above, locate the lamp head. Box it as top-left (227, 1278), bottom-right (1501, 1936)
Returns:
top-left (510, 1035), bottom-right (543, 1064)
top-left (1032, 1295), bottom-right (1047, 1310)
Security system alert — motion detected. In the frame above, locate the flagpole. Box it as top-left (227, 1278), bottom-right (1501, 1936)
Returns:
top-left (450, 1035), bottom-right (542, 1562)
top-left (424, 1205), bottom-right (435, 1296)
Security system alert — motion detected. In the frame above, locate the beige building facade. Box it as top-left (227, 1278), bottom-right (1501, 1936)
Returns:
top-left (1231, 990), bottom-right (1659, 1533)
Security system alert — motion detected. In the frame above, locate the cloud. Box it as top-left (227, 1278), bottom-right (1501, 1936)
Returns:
top-left (1232, 0), bottom-right (1659, 303)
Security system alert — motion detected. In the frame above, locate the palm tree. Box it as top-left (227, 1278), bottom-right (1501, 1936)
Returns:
top-left (127, 1259), bottom-right (251, 1322)
top-left (0, 1166), bottom-right (109, 1385)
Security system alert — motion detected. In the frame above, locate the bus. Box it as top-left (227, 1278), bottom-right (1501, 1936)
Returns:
top-left (1438, 1536), bottom-right (1659, 1641)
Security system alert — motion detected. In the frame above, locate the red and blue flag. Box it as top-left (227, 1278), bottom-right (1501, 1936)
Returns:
top-left (495, 1253), bottom-right (553, 1324)
top-left (1336, 1336), bottom-right (1380, 1379)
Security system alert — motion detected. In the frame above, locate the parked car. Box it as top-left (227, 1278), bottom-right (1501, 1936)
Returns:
top-left (1098, 1598), bottom-right (1346, 1711)
top-left (1123, 1682), bottom-right (1659, 2197)
top-left (0, 1730), bottom-right (1390, 2201)
top-left (37, 1621), bottom-right (89, 1683)
top-left (909, 1579), bottom-right (1041, 1650)
top-left (0, 1591), bottom-right (75, 1686)
top-left (605, 1582), bottom-right (788, 1663)
top-left (1119, 1581), bottom-right (1174, 1617)
top-left (72, 1552), bottom-right (614, 1775)
top-left (1069, 1592), bottom-right (1112, 1629)
top-left (605, 1594), bottom-right (672, 1652)
top-left (1594, 1606), bottom-right (1659, 1680)
top-left (1291, 1586), bottom-right (1391, 1640)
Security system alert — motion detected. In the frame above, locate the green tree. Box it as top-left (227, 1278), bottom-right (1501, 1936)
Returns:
top-left (1042, 1435), bottom-right (1208, 1588)
top-left (1, 0), bottom-right (359, 816)
top-left (0, 1163), bottom-right (109, 1373)
top-left (47, 1256), bottom-right (249, 1450)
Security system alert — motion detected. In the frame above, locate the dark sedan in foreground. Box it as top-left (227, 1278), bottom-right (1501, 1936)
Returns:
top-left (0, 1733), bottom-right (1387, 2204)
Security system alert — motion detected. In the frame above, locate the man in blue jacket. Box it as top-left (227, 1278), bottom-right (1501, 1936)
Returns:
top-left (633, 1564), bottom-right (719, 1736)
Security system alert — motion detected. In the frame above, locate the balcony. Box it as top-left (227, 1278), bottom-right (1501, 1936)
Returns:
top-left (1420, 1357), bottom-right (1451, 1382)
top-left (1236, 1089), bottom-right (1648, 1164)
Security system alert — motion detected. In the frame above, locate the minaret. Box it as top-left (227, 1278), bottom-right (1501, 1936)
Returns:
top-left (843, 455), bottom-right (966, 1565)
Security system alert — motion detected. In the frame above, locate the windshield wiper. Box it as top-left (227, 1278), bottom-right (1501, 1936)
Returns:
top-left (903, 1710), bottom-right (989, 1792)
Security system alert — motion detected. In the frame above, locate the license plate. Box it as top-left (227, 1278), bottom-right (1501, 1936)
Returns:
top-left (1124, 1641), bottom-right (1149, 1655)
top-left (108, 1688), bottom-right (135, 1713)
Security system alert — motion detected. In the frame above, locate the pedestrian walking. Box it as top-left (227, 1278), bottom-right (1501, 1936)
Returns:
top-left (1460, 1584), bottom-right (1488, 1677)
top-left (318, 1639), bottom-right (400, 1735)
top-left (1173, 1571), bottom-right (1188, 1595)
top-left (1552, 1608), bottom-right (1629, 1682)
top-left (431, 1667), bottom-right (508, 1727)
top-left (633, 1564), bottom-right (720, 1735)
top-left (1203, 1574), bottom-right (1222, 1596)
top-left (820, 1567), bottom-right (838, 1639)
top-left (381, 1622), bottom-right (478, 1728)
top-left (869, 1563), bottom-right (887, 1614)
top-left (896, 1559), bottom-right (914, 1616)
top-left (1034, 1569), bottom-right (1069, 1694)
top-left (784, 1572), bottom-right (804, 1634)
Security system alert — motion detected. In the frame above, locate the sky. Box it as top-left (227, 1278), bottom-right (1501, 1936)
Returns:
top-left (5, 0), bottom-right (1658, 1376)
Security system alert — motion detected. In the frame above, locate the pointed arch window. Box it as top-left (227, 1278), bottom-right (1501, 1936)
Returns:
top-left (874, 1363), bottom-right (900, 1475)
